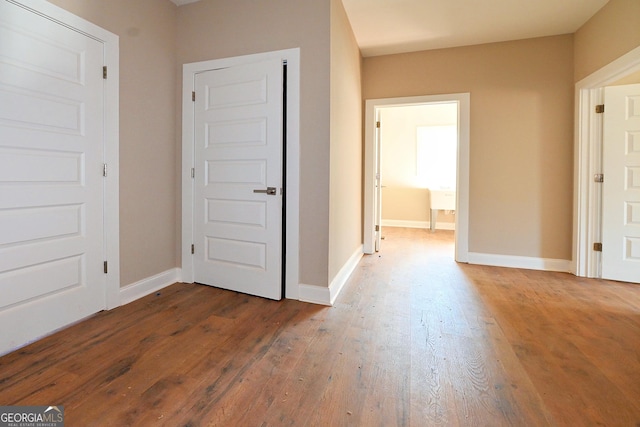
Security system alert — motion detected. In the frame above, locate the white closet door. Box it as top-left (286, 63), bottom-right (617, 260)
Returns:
top-left (0, 1), bottom-right (106, 353)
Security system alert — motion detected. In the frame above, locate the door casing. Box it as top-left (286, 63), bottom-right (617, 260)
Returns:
top-left (364, 93), bottom-right (470, 262)
top-left (182, 49), bottom-right (300, 299)
top-left (574, 45), bottom-right (640, 278)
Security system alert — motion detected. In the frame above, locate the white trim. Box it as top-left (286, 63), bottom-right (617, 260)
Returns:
top-left (364, 94), bottom-right (470, 262)
top-left (298, 283), bottom-right (331, 306)
top-left (574, 45), bottom-right (640, 278)
top-left (381, 219), bottom-right (455, 230)
top-left (10, 0), bottom-right (121, 309)
top-left (468, 253), bottom-right (572, 273)
top-left (328, 244), bottom-right (363, 304)
top-left (102, 14), bottom-right (120, 310)
top-left (181, 49), bottom-right (300, 300)
top-left (299, 244), bottom-right (363, 306)
top-left (119, 268), bottom-right (182, 306)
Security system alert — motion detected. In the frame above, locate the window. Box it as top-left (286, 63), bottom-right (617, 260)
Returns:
top-left (416, 125), bottom-right (457, 189)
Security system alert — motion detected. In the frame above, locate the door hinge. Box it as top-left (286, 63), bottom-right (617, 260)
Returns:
top-left (103, 163), bottom-right (108, 177)
top-left (103, 66), bottom-right (108, 79)
top-left (595, 104), bottom-right (605, 114)
top-left (375, 225), bottom-right (380, 232)
top-left (191, 244), bottom-right (195, 254)
top-left (103, 261), bottom-right (108, 273)
top-left (594, 173), bottom-right (604, 183)
top-left (376, 121), bottom-right (380, 128)
top-left (191, 167), bottom-right (195, 178)
top-left (593, 242), bottom-right (603, 252)
top-left (192, 91), bottom-right (196, 102)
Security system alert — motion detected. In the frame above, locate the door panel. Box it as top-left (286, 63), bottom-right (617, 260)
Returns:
top-left (602, 83), bottom-right (640, 283)
top-left (0, 1), bottom-right (105, 353)
top-left (193, 59), bottom-right (283, 300)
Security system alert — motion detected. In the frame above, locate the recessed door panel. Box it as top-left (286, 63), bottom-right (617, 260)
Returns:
top-left (206, 199), bottom-right (266, 228)
top-left (0, 148), bottom-right (83, 183)
top-left (0, 20), bottom-right (85, 83)
top-left (206, 77), bottom-right (268, 109)
top-left (206, 118), bottom-right (267, 147)
top-left (0, 87), bottom-right (84, 133)
top-left (624, 237), bottom-right (640, 260)
top-left (0, 204), bottom-right (82, 246)
top-left (206, 160), bottom-right (266, 185)
top-left (0, 255), bottom-right (84, 310)
top-left (206, 237), bottom-right (266, 270)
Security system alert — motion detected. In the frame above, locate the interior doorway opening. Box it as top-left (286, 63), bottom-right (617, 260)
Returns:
top-left (364, 93), bottom-right (470, 263)
top-left (378, 103), bottom-right (458, 240)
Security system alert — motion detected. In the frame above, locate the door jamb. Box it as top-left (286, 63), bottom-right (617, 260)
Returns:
top-left (181, 48), bottom-right (300, 299)
top-left (364, 93), bottom-right (470, 262)
top-left (574, 45), bottom-right (640, 277)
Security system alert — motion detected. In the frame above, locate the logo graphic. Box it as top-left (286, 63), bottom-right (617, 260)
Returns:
top-left (45, 406), bottom-right (62, 414)
top-left (0, 405), bottom-right (64, 427)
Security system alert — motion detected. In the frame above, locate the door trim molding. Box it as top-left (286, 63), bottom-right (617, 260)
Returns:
top-left (11, 0), bottom-right (121, 309)
top-left (181, 48), bottom-right (300, 299)
top-left (364, 93), bottom-right (470, 262)
top-left (574, 45), bottom-right (640, 277)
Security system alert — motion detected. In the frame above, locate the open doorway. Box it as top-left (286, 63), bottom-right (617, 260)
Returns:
top-left (379, 103), bottom-right (458, 234)
top-left (364, 93), bottom-right (470, 263)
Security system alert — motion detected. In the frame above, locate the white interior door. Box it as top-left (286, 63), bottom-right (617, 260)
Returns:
top-left (193, 58), bottom-right (283, 300)
top-left (0, 1), bottom-right (106, 353)
top-left (602, 83), bottom-right (640, 283)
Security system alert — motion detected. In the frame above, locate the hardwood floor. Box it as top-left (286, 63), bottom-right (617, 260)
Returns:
top-left (1, 227), bottom-right (639, 426)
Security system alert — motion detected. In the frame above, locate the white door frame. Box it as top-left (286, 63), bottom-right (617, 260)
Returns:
top-left (364, 93), bottom-right (470, 262)
top-left (574, 45), bottom-right (640, 278)
top-left (182, 49), bottom-right (300, 299)
top-left (10, 0), bottom-right (121, 309)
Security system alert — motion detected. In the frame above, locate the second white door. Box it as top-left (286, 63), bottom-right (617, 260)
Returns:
top-left (193, 59), bottom-right (284, 300)
top-left (602, 83), bottom-right (640, 283)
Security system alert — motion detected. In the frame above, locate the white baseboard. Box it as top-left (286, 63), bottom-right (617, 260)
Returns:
top-left (298, 283), bottom-right (331, 306)
top-left (328, 244), bottom-right (363, 305)
top-left (298, 245), bottom-right (363, 306)
top-left (467, 252), bottom-right (572, 273)
top-left (119, 268), bottom-right (182, 306)
top-left (382, 219), bottom-right (455, 230)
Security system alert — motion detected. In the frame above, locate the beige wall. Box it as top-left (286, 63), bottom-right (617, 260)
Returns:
top-left (574, 0), bottom-right (640, 82)
top-left (363, 35), bottom-right (575, 259)
top-left (382, 188), bottom-right (429, 222)
top-left (329, 0), bottom-right (363, 281)
top-left (47, 0), bottom-right (178, 287)
top-left (177, 0), bottom-right (332, 287)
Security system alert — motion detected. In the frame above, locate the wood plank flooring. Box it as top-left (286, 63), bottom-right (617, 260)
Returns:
top-left (1, 227), bottom-right (639, 426)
